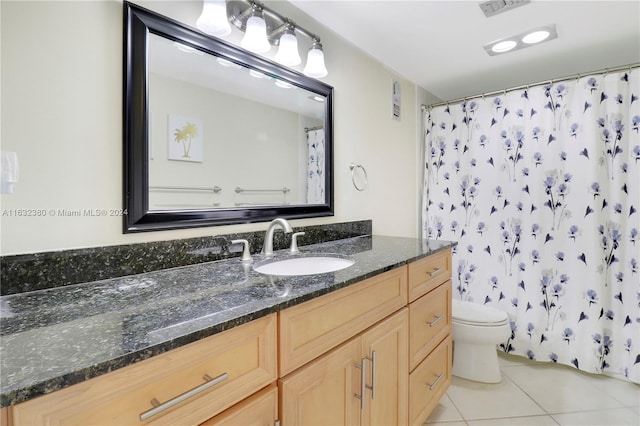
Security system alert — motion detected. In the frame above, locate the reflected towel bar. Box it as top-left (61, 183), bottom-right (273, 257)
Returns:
top-left (235, 187), bottom-right (290, 193)
top-left (150, 185), bottom-right (222, 193)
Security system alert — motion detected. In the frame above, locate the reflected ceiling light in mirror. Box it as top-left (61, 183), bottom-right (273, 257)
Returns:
top-left (274, 25), bottom-right (301, 66)
top-left (196, 0), bottom-right (231, 37)
top-left (275, 80), bottom-right (293, 89)
top-left (249, 69), bottom-right (269, 79)
top-left (303, 41), bottom-right (328, 78)
top-left (216, 57), bottom-right (242, 68)
top-left (241, 7), bottom-right (271, 53)
top-left (173, 42), bottom-right (205, 55)
top-left (309, 95), bottom-right (325, 102)
top-left (484, 24), bottom-right (557, 56)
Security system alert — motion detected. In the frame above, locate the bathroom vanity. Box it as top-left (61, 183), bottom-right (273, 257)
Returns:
top-left (1, 236), bottom-right (453, 425)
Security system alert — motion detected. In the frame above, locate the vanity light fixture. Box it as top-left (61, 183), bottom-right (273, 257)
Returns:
top-left (196, 0), bottom-right (232, 37)
top-left (484, 24), bottom-right (557, 56)
top-left (303, 40), bottom-right (328, 78)
top-left (274, 23), bottom-right (302, 66)
top-left (196, 0), bottom-right (328, 78)
top-left (240, 6), bottom-right (271, 53)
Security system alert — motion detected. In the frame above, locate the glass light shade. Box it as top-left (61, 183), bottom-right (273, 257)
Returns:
top-left (241, 14), bottom-right (270, 53)
top-left (196, 0), bottom-right (231, 37)
top-left (522, 30), bottom-right (550, 44)
top-left (303, 44), bottom-right (328, 78)
top-left (491, 40), bottom-right (517, 53)
top-left (274, 32), bottom-right (301, 66)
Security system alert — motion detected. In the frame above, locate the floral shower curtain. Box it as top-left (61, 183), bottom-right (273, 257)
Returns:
top-left (307, 128), bottom-right (325, 204)
top-left (422, 67), bottom-right (640, 383)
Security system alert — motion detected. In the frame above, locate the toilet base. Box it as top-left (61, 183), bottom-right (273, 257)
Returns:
top-left (452, 341), bottom-right (503, 383)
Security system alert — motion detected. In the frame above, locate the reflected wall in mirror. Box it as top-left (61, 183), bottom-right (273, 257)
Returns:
top-left (124, 2), bottom-right (334, 232)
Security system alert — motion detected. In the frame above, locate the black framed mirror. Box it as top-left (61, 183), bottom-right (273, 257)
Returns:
top-left (124, 2), bottom-right (334, 233)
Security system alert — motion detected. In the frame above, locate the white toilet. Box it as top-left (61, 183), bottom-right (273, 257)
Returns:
top-left (451, 299), bottom-right (511, 383)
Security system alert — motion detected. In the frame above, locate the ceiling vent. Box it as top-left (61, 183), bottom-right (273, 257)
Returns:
top-left (479, 0), bottom-right (530, 17)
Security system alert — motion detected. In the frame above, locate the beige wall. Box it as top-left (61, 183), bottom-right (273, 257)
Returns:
top-left (0, 0), bottom-right (431, 255)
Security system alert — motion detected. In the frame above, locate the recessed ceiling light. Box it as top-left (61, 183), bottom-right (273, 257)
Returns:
top-left (492, 40), bottom-right (517, 53)
top-left (522, 30), bottom-right (550, 44)
top-left (483, 24), bottom-right (557, 56)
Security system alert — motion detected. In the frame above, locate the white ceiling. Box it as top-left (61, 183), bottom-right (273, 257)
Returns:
top-left (289, 0), bottom-right (640, 102)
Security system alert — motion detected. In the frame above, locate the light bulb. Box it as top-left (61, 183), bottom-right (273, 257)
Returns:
top-left (303, 41), bottom-right (327, 78)
top-left (522, 30), bottom-right (550, 44)
top-left (491, 40), bottom-right (517, 53)
top-left (241, 10), bottom-right (270, 53)
top-left (196, 0), bottom-right (231, 37)
top-left (274, 30), bottom-right (301, 66)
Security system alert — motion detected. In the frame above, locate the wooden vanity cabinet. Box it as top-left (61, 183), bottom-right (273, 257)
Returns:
top-left (407, 250), bottom-right (453, 426)
top-left (10, 314), bottom-right (277, 426)
top-left (200, 384), bottom-right (278, 426)
top-left (279, 309), bottom-right (408, 426)
top-left (7, 248), bottom-right (453, 426)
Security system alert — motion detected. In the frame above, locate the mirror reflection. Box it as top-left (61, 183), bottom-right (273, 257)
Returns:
top-left (123, 2), bottom-right (334, 232)
top-left (147, 34), bottom-right (325, 210)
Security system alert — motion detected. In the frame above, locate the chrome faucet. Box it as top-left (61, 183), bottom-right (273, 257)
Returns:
top-left (262, 218), bottom-right (293, 257)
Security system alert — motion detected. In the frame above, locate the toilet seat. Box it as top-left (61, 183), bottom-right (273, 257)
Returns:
top-left (452, 299), bottom-right (509, 326)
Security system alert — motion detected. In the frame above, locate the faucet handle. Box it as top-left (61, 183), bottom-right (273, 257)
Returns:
top-left (231, 239), bottom-right (253, 263)
top-left (290, 232), bottom-right (305, 254)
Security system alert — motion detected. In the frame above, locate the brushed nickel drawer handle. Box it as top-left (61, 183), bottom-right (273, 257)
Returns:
top-left (140, 372), bottom-right (228, 421)
top-left (427, 315), bottom-right (444, 327)
top-left (428, 267), bottom-right (445, 277)
top-left (427, 372), bottom-right (444, 390)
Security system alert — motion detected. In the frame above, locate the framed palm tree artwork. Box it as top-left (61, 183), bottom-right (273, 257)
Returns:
top-left (168, 115), bottom-right (203, 162)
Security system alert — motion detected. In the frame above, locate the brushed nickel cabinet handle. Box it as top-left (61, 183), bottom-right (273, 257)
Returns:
top-left (354, 358), bottom-right (367, 410)
top-left (365, 351), bottom-right (376, 400)
top-left (427, 315), bottom-right (444, 327)
top-left (427, 372), bottom-right (444, 390)
top-left (428, 267), bottom-right (444, 277)
top-left (140, 372), bottom-right (228, 421)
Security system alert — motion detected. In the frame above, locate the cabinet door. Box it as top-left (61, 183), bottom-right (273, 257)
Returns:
top-left (200, 384), bottom-right (277, 426)
top-left (279, 338), bottom-right (361, 426)
top-left (360, 309), bottom-right (408, 426)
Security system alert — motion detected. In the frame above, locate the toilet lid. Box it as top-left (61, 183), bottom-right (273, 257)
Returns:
top-left (452, 299), bottom-right (509, 325)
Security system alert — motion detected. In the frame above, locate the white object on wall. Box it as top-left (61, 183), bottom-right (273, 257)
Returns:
top-left (1, 151), bottom-right (19, 194)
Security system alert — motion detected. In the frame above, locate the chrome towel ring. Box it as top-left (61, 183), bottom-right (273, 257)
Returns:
top-left (349, 163), bottom-right (368, 191)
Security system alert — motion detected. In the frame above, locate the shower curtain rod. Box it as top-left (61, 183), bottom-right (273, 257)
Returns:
top-left (421, 62), bottom-right (640, 111)
top-left (304, 125), bottom-right (324, 132)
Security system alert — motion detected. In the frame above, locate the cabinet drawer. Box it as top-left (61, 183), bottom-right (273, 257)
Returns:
top-left (409, 281), bottom-right (451, 371)
top-left (409, 335), bottom-right (452, 426)
top-left (408, 249), bottom-right (451, 302)
top-left (200, 384), bottom-right (277, 426)
top-left (279, 266), bottom-right (408, 375)
top-left (12, 314), bottom-right (277, 426)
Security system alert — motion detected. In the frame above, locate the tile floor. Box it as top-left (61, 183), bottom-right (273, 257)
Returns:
top-left (424, 353), bottom-right (640, 426)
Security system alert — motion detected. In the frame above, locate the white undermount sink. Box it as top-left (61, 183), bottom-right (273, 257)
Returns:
top-left (254, 255), bottom-right (355, 276)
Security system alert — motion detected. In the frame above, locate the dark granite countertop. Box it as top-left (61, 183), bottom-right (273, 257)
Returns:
top-left (0, 235), bottom-right (454, 407)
